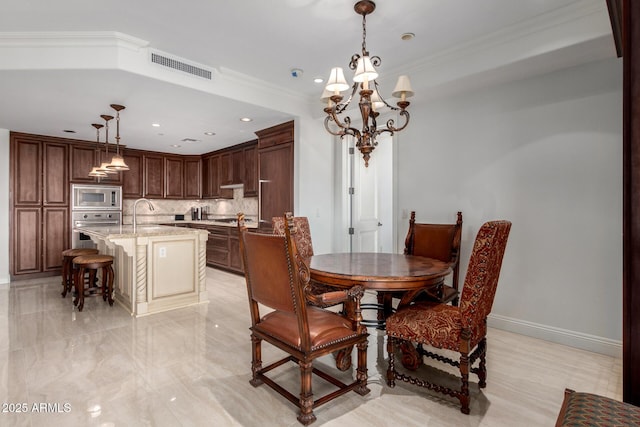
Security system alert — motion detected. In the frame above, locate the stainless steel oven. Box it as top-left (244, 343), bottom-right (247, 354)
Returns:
top-left (71, 211), bottom-right (122, 249)
top-left (72, 184), bottom-right (122, 210)
top-left (71, 184), bottom-right (122, 248)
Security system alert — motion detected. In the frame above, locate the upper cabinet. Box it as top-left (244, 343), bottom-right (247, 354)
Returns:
top-left (243, 142), bottom-right (258, 197)
top-left (143, 154), bottom-right (165, 198)
top-left (184, 156), bottom-right (202, 199)
top-left (122, 150), bottom-right (143, 199)
top-left (165, 156), bottom-right (184, 199)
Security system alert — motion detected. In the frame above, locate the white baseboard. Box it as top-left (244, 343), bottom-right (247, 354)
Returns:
top-left (488, 313), bottom-right (622, 358)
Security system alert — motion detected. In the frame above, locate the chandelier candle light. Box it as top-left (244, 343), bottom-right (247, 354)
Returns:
top-left (323, 0), bottom-right (414, 167)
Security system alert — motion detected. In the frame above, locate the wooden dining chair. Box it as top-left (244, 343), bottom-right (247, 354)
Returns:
top-left (385, 220), bottom-right (511, 415)
top-left (272, 212), bottom-right (341, 307)
top-left (238, 214), bottom-right (370, 425)
top-left (404, 210), bottom-right (463, 305)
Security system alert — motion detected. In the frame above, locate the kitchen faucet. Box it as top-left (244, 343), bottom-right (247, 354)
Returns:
top-left (133, 198), bottom-right (155, 232)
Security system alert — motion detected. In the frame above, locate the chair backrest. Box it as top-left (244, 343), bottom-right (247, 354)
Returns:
top-left (238, 216), bottom-right (312, 346)
top-left (459, 220), bottom-right (512, 329)
top-left (272, 213), bottom-right (314, 261)
top-left (404, 211), bottom-right (462, 263)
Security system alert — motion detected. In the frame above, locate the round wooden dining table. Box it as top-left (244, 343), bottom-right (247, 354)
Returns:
top-left (309, 252), bottom-right (451, 309)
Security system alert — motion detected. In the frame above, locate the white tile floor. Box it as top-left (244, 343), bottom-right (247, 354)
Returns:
top-left (0, 268), bottom-right (622, 426)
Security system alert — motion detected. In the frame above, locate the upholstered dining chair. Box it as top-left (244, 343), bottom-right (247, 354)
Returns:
top-left (238, 215), bottom-right (370, 426)
top-left (404, 210), bottom-right (463, 305)
top-left (272, 213), bottom-right (340, 307)
top-left (385, 220), bottom-right (511, 415)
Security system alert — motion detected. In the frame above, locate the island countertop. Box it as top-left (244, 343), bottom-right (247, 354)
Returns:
top-left (75, 224), bottom-right (207, 239)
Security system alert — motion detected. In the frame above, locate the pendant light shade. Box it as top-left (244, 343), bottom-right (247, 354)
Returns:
top-left (106, 104), bottom-right (129, 171)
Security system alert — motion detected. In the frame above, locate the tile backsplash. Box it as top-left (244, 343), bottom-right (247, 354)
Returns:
top-left (122, 188), bottom-right (258, 224)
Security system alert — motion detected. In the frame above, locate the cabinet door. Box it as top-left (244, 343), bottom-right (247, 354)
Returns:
top-left (69, 144), bottom-right (98, 183)
top-left (184, 157), bottom-right (202, 199)
top-left (165, 156), bottom-right (184, 199)
top-left (11, 137), bottom-right (42, 206)
top-left (42, 207), bottom-right (69, 271)
top-left (258, 142), bottom-right (293, 231)
top-left (232, 149), bottom-right (243, 184)
top-left (228, 235), bottom-right (243, 273)
top-left (122, 151), bottom-right (143, 199)
top-left (220, 152), bottom-right (232, 185)
top-left (43, 142), bottom-right (69, 206)
top-left (144, 154), bottom-right (165, 198)
top-left (12, 207), bottom-right (41, 275)
top-left (243, 144), bottom-right (258, 197)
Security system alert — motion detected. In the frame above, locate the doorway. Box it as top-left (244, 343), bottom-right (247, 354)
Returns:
top-left (339, 133), bottom-right (394, 253)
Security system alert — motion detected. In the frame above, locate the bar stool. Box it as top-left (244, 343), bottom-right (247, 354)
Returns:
top-left (72, 254), bottom-right (115, 312)
top-left (61, 248), bottom-right (99, 297)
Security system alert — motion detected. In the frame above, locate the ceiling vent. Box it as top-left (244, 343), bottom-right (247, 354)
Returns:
top-left (151, 52), bottom-right (212, 80)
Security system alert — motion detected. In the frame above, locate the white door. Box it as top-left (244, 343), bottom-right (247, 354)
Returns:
top-left (350, 133), bottom-right (393, 253)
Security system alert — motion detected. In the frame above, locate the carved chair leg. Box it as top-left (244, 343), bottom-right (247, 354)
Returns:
top-left (459, 351), bottom-right (471, 414)
top-left (386, 337), bottom-right (396, 388)
top-left (297, 361), bottom-right (316, 426)
top-left (355, 340), bottom-right (370, 396)
top-left (478, 338), bottom-right (487, 388)
top-left (399, 340), bottom-right (422, 371)
top-left (250, 334), bottom-right (263, 387)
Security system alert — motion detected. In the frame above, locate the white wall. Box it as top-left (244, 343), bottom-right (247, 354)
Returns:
top-left (394, 57), bottom-right (622, 355)
top-left (0, 129), bottom-right (9, 284)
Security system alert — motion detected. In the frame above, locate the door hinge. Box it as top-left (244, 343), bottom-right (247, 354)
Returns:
top-left (349, 147), bottom-right (354, 155)
top-left (348, 227), bottom-right (354, 235)
top-left (348, 187), bottom-right (354, 195)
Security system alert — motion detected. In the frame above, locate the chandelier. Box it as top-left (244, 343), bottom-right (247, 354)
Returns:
top-left (322, 0), bottom-right (414, 167)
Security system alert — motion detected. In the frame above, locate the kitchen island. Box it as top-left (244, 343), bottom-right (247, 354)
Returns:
top-left (74, 225), bottom-right (209, 317)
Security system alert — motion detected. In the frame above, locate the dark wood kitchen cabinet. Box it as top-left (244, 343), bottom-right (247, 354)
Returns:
top-left (243, 142), bottom-right (258, 197)
top-left (122, 150), bottom-right (143, 198)
top-left (165, 156), bottom-right (184, 199)
top-left (143, 154), bottom-right (165, 198)
top-left (255, 121), bottom-right (294, 231)
top-left (202, 154), bottom-right (221, 199)
top-left (184, 156), bottom-right (202, 199)
top-left (10, 133), bottom-right (70, 278)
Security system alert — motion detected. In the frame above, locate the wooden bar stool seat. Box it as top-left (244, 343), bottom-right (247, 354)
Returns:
top-left (72, 254), bottom-right (115, 312)
top-left (61, 248), bottom-right (99, 297)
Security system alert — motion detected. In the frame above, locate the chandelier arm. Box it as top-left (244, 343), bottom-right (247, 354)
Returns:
top-left (385, 110), bottom-right (411, 133)
top-left (334, 83), bottom-right (359, 114)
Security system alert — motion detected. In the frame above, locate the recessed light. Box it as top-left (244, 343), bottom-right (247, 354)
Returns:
top-left (152, 123), bottom-right (160, 127)
top-left (170, 144), bottom-right (182, 148)
top-left (240, 117), bottom-right (253, 122)
top-left (314, 77), bottom-right (324, 84)
top-left (401, 32), bottom-right (415, 41)
top-left (204, 132), bottom-right (216, 136)
top-left (63, 129), bottom-right (76, 133)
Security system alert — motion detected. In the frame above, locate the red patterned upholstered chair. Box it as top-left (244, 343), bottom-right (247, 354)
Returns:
top-left (385, 220), bottom-right (511, 415)
top-left (272, 213), bottom-right (339, 307)
top-left (238, 215), bottom-right (370, 426)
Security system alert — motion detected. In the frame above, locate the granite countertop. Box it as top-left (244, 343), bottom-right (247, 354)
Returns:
top-left (75, 224), bottom-right (209, 239)
top-left (159, 219), bottom-right (259, 228)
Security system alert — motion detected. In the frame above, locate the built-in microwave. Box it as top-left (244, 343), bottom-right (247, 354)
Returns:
top-left (71, 184), bottom-right (122, 210)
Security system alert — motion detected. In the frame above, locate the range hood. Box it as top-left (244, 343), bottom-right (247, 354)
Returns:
top-left (219, 183), bottom-right (244, 189)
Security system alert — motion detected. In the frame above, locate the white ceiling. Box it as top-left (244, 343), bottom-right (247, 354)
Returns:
top-left (0, 0), bottom-right (617, 155)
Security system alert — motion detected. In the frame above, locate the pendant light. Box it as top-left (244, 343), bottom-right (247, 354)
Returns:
top-left (106, 104), bottom-right (129, 171)
top-left (96, 114), bottom-right (117, 175)
top-left (88, 123), bottom-right (107, 178)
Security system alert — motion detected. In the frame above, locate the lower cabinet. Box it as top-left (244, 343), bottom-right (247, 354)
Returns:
top-left (178, 223), bottom-right (243, 274)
